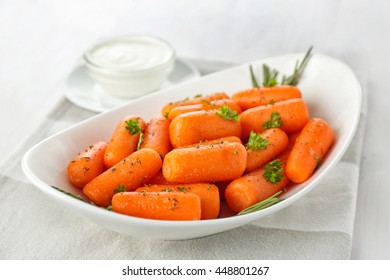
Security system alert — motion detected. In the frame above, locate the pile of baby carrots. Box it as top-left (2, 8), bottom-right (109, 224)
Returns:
top-left (67, 47), bottom-right (335, 221)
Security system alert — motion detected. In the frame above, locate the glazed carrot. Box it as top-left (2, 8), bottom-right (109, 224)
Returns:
top-left (184, 136), bottom-right (242, 148)
top-left (163, 141), bottom-right (247, 183)
top-left (225, 159), bottom-right (290, 213)
top-left (161, 92), bottom-right (229, 118)
top-left (104, 115), bottom-right (146, 168)
top-left (112, 192), bottom-right (201, 221)
top-left (83, 148), bottom-right (162, 207)
top-left (67, 141), bottom-right (107, 188)
top-left (146, 171), bottom-right (176, 185)
top-left (232, 85), bottom-right (302, 111)
top-left (169, 107), bottom-right (241, 148)
top-left (139, 116), bottom-right (172, 158)
top-left (245, 128), bottom-right (289, 172)
top-left (136, 183), bottom-right (220, 220)
top-left (240, 98), bottom-right (309, 141)
top-left (286, 118), bottom-right (335, 183)
top-left (167, 98), bottom-right (242, 121)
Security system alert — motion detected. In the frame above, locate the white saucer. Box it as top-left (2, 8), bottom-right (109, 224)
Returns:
top-left (65, 58), bottom-right (200, 113)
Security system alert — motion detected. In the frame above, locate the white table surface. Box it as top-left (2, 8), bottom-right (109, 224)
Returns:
top-left (0, 0), bottom-right (389, 259)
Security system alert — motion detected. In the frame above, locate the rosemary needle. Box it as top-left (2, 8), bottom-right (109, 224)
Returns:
top-left (281, 45), bottom-right (313, 86)
top-left (51, 185), bottom-right (86, 202)
top-left (237, 191), bottom-right (283, 215)
top-left (249, 64), bottom-right (260, 88)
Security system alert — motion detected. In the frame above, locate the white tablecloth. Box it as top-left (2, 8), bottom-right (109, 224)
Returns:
top-left (0, 0), bottom-right (389, 259)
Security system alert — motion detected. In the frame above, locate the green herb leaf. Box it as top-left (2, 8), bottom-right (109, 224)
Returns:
top-left (315, 156), bottom-right (322, 169)
top-left (51, 186), bottom-right (87, 202)
top-left (137, 132), bottom-right (144, 150)
top-left (201, 99), bottom-right (214, 106)
top-left (246, 131), bottom-right (270, 151)
top-left (164, 109), bottom-right (171, 118)
top-left (262, 64), bottom-right (279, 87)
top-left (249, 64), bottom-right (260, 88)
top-left (263, 159), bottom-right (285, 184)
top-left (281, 46), bottom-right (313, 86)
top-left (215, 105), bottom-right (239, 121)
top-left (113, 184), bottom-right (126, 194)
top-left (125, 119), bottom-right (141, 135)
top-left (237, 191), bottom-right (282, 215)
top-left (262, 112), bottom-right (282, 130)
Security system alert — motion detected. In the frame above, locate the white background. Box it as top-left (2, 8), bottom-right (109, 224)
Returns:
top-left (0, 0), bottom-right (389, 259)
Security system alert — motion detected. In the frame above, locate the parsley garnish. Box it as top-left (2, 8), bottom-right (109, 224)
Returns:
top-left (201, 99), bottom-right (214, 106)
top-left (262, 112), bottom-right (282, 130)
top-left (215, 105), bottom-right (239, 122)
top-left (246, 131), bottom-right (270, 151)
top-left (268, 99), bottom-right (275, 105)
top-left (113, 185), bottom-right (126, 194)
top-left (263, 159), bottom-right (284, 184)
top-left (163, 110), bottom-right (171, 118)
top-left (315, 156), bottom-right (322, 169)
top-left (125, 119), bottom-right (141, 135)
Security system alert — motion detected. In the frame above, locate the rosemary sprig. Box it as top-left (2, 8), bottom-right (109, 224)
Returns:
top-left (249, 64), bottom-right (260, 88)
top-left (281, 46), bottom-right (313, 86)
top-left (51, 186), bottom-right (87, 202)
top-left (237, 191), bottom-right (283, 215)
top-left (249, 46), bottom-right (313, 88)
top-left (51, 186), bottom-right (112, 210)
top-left (262, 64), bottom-right (279, 87)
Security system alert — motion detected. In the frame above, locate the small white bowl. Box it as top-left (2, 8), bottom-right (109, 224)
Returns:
top-left (83, 35), bottom-right (175, 99)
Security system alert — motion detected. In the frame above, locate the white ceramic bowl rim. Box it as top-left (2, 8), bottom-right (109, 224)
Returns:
top-left (83, 34), bottom-right (176, 74)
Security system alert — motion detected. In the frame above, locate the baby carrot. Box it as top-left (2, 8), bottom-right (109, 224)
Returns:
top-left (183, 136), bottom-right (242, 148)
top-left (231, 85), bottom-right (302, 111)
top-left (225, 159), bottom-right (290, 213)
top-left (276, 131), bottom-right (300, 164)
top-left (161, 92), bottom-right (229, 118)
top-left (139, 116), bottom-right (172, 158)
top-left (163, 141), bottom-right (247, 183)
top-left (146, 171), bottom-right (176, 185)
top-left (245, 128), bottom-right (289, 172)
top-left (167, 98), bottom-right (242, 121)
top-left (285, 118), bottom-right (335, 183)
top-left (104, 115), bottom-right (146, 168)
top-left (112, 192), bottom-right (201, 221)
top-left (136, 183), bottom-right (220, 220)
top-left (83, 148), bottom-right (162, 207)
top-left (240, 98), bottom-right (309, 141)
top-left (169, 107), bottom-right (241, 148)
top-left (67, 141), bottom-right (107, 188)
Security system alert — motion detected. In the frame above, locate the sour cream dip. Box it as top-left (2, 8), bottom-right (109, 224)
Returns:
top-left (84, 35), bottom-right (175, 98)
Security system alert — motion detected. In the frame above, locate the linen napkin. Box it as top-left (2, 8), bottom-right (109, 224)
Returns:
top-left (0, 59), bottom-right (366, 260)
